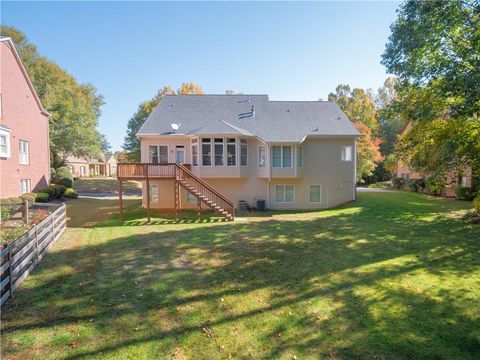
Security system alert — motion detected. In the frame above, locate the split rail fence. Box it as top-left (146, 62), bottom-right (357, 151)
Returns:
top-left (0, 203), bottom-right (67, 306)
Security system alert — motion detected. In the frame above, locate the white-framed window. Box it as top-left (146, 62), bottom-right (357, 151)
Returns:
top-left (111, 166), bottom-right (117, 175)
top-left (149, 184), bottom-right (158, 203)
top-left (275, 184), bottom-right (294, 203)
top-left (0, 127), bottom-right (11, 158)
top-left (272, 146), bottom-right (292, 168)
top-left (20, 179), bottom-right (31, 194)
top-left (191, 139), bottom-right (198, 166)
top-left (19, 140), bottom-right (29, 165)
top-left (461, 176), bottom-right (468, 187)
top-left (202, 138), bottom-right (212, 166)
top-left (214, 138), bottom-right (224, 166)
top-left (341, 146), bottom-right (352, 162)
top-left (80, 166), bottom-right (86, 176)
top-left (149, 145), bottom-right (168, 164)
top-left (240, 139), bottom-right (248, 166)
top-left (69, 165), bottom-right (74, 174)
top-left (309, 185), bottom-right (322, 203)
top-left (258, 146), bottom-right (266, 167)
top-left (186, 192), bottom-right (197, 204)
top-left (226, 138), bottom-right (236, 166)
top-left (297, 146), bottom-right (303, 167)
top-left (402, 173), bottom-right (409, 180)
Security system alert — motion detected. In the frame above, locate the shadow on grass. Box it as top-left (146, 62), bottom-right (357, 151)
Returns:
top-left (2, 192), bottom-right (479, 359)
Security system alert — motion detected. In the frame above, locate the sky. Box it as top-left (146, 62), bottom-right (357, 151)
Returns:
top-left (2, 1), bottom-right (400, 151)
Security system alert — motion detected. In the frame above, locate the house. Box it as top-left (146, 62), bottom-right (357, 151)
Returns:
top-left (118, 94), bottom-right (360, 220)
top-left (0, 37), bottom-right (50, 198)
top-left (396, 122), bottom-right (472, 197)
top-left (64, 153), bottom-right (118, 177)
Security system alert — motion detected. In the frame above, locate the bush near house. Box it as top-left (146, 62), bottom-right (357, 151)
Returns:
top-left (425, 177), bottom-right (446, 196)
top-left (20, 192), bottom-right (37, 203)
top-left (454, 186), bottom-right (476, 201)
top-left (392, 177), bottom-right (404, 189)
top-left (37, 187), bottom-right (55, 201)
top-left (59, 178), bottom-right (74, 188)
top-left (407, 178), bottom-right (426, 193)
top-left (472, 196), bottom-right (480, 213)
top-left (35, 193), bottom-right (50, 203)
top-left (63, 188), bottom-right (79, 199)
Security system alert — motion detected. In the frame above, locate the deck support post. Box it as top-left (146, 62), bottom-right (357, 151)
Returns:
top-left (197, 197), bottom-right (201, 222)
top-left (174, 181), bottom-right (180, 220)
top-left (119, 180), bottom-right (123, 222)
top-left (146, 178), bottom-right (151, 223)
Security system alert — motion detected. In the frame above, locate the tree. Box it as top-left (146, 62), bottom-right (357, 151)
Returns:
top-left (382, 0), bottom-right (480, 182)
top-left (382, 0), bottom-right (480, 117)
top-left (0, 26), bottom-right (107, 159)
top-left (123, 83), bottom-right (204, 161)
top-left (328, 85), bottom-right (383, 181)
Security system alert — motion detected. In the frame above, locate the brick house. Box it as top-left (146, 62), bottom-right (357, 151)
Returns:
top-left (0, 36), bottom-right (50, 198)
top-left (64, 153), bottom-right (118, 177)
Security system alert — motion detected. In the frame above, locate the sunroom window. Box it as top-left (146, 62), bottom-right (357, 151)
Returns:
top-left (202, 138), bottom-right (212, 166)
top-left (214, 138), bottom-right (224, 166)
top-left (226, 138), bottom-right (236, 166)
top-left (272, 146), bottom-right (292, 168)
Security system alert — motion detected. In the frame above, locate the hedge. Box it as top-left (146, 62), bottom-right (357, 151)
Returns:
top-left (35, 193), bottom-right (50, 203)
top-left (63, 188), bottom-right (79, 199)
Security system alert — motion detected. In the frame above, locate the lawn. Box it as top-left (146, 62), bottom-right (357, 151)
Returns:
top-left (73, 177), bottom-right (141, 194)
top-left (1, 192), bottom-right (479, 359)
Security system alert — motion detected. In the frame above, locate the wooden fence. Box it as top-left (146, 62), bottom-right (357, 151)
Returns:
top-left (0, 203), bottom-right (67, 306)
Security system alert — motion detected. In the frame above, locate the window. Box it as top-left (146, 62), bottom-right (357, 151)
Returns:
top-left (402, 173), bottom-right (409, 180)
top-left (309, 185), bottom-right (322, 203)
top-left (297, 146), bottom-right (303, 167)
top-left (275, 185), bottom-right (294, 203)
top-left (341, 146), bottom-right (352, 162)
top-left (258, 146), bottom-right (266, 167)
top-left (149, 145), bottom-right (168, 164)
top-left (186, 192), bottom-right (197, 204)
top-left (214, 138), bottom-right (224, 166)
top-left (272, 146), bottom-right (292, 168)
top-left (80, 166), bottom-right (86, 176)
top-left (202, 138), bottom-right (212, 166)
top-left (240, 139), bottom-right (248, 166)
top-left (0, 128), bottom-right (10, 158)
top-left (461, 176), bottom-right (468, 187)
top-left (227, 138), bottom-right (236, 166)
top-left (20, 179), bottom-right (30, 194)
top-left (19, 140), bottom-right (29, 164)
top-left (111, 166), bottom-right (117, 175)
top-left (149, 184), bottom-right (158, 203)
top-left (69, 165), bottom-right (74, 174)
top-left (192, 139), bottom-right (198, 166)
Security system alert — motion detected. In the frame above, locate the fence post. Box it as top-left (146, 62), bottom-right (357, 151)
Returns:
top-left (23, 200), bottom-right (29, 224)
top-left (8, 246), bottom-right (14, 299)
top-left (34, 224), bottom-right (39, 265)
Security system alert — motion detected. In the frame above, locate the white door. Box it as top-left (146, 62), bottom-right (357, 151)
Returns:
top-left (175, 146), bottom-right (185, 164)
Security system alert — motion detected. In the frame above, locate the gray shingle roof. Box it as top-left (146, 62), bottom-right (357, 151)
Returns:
top-left (137, 94), bottom-right (360, 142)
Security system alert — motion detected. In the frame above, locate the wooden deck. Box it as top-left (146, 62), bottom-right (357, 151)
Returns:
top-left (117, 163), bottom-right (234, 222)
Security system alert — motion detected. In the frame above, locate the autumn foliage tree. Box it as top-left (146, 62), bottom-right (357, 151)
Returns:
top-left (328, 85), bottom-right (383, 182)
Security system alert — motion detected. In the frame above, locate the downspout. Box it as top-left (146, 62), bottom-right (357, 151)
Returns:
top-left (353, 138), bottom-right (357, 201)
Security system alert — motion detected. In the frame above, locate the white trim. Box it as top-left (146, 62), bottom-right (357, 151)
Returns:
top-left (274, 184), bottom-right (295, 203)
top-left (0, 128), bottom-right (11, 158)
top-left (341, 145), bottom-right (353, 162)
top-left (19, 140), bottom-right (29, 165)
top-left (20, 179), bottom-right (31, 194)
top-left (308, 184), bottom-right (322, 203)
top-left (175, 145), bottom-right (185, 164)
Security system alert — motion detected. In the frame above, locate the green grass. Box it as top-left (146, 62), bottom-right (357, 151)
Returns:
top-left (73, 178), bottom-right (141, 194)
top-left (1, 192), bottom-right (479, 359)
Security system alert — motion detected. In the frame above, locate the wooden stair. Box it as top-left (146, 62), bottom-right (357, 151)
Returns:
top-left (175, 164), bottom-right (235, 221)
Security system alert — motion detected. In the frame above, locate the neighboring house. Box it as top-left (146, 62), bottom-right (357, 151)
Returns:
top-left (64, 153), bottom-right (118, 177)
top-left (396, 122), bottom-right (472, 197)
top-left (0, 37), bottom-right (50, 199)
top-left (126, 94), bottom-right (360, 216)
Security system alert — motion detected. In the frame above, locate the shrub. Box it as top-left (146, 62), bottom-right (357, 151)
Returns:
top-left (58, 184), bottom-right (67, 195)
top-left (425, 177), bottom-right (446, 196)
top-left (48, 184), bottom-right (63, 198)
top-left (472, 196), bottom-right (480, 213)
top-left (63, 188), bottom-right (79, 199)
top-left (35, 192), bottom-right (50, 203)
top-left (407, 179), bottom-right (426, 193)
top-left (37, 187), bottom-right (55, 201)
top-left (54, 166), bottom-right (73, 184)
top-left (51, 167), bottom-right (57, 180)
top-left (392, 178), bottom-right (404, 189)
top-left (454, 187), bottom-right (476, 201)
top-left (20, 192), bottom-right (37, 203)
top-left (59, 177), bottom-right (74, 189)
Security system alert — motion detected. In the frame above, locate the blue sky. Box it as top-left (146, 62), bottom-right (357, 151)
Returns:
top-left (2, 1), bottom-right (400, 151)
